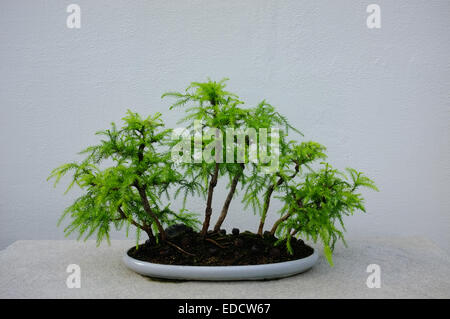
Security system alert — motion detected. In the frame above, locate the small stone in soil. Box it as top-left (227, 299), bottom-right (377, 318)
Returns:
top-left (263, 231), bottom-right (274, 239)
top-left (219, 229), bottom-right (226, 235)
top-left (232, 228), bottom-right (240, 235)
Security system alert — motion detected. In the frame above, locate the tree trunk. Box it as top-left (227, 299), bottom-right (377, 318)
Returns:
top-left (270, 199), bottom-right (303, 235)
top-left (270, 213), bottom-right (291, 235)
top-left (136, 184), bottom-right (167, 241)
top-left (201, 163), bottom-right (220, 236)
top-left (213, 165), bottom-right (243, 231)
top-left (257, 162), bottom-right (300, 235)
top-left (257, 185), bottom-right (275, 235)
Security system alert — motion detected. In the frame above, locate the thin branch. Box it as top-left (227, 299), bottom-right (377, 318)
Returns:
top-left (116, 206), bottom-right (154, 239)
top-left (116, 207), bottom-right (143, 229)
top-left (270, 212), bottom-right (292, 235)
top-left (270, 199), bottom-right (304, 235)
top-left (135, 183), bottom-right (167, 241)
top-left (213, 164), bottom-right (244, 232)
top-left (257, 161), bottom-right (299, 235)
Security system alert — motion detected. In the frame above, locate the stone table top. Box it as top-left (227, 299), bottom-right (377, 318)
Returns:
top-left (1, 237), bottom-right (449, 298)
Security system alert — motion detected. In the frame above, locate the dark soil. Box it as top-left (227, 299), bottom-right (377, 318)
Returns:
top-left (128, 225), bottom-right (314, 266)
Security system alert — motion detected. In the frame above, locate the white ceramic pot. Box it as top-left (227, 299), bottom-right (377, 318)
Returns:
top-left (123, 248), bottom-right (318, 281)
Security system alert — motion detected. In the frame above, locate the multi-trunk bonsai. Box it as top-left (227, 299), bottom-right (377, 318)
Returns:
top-left (49, 79), bottom-right (377, 274)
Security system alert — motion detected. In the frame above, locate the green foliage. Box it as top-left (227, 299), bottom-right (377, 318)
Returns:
top-left (274, 163), bottom-right (378, 265)
top-left (162, 78), bottom-right (247, 195)
top-left (48, 110), bottom-right (199, 245)
top-left (49, 78), bottom-right (377, 266)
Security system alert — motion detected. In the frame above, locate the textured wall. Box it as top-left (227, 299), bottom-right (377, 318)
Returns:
top-left (1, 1), bottom-right (449, 251)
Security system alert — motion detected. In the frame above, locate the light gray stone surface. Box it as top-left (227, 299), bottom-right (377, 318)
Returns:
top-left (1, 237), bottom-right (449, 298)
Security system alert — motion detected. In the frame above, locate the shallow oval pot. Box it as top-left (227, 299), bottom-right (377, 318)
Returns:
top-left (123, 248), bottom-right (318, 281)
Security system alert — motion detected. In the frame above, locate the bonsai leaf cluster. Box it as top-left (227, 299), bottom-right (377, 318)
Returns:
top-left (49, 79), bottom-right (377, 265)
top-left (48, 111), bottom-right (200, 245)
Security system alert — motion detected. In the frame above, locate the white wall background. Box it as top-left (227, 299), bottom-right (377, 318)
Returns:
top-left (1, 0), bottom-right (449, 252)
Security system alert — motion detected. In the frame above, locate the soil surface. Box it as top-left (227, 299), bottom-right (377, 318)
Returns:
top-left (128, 225), bottom-right (314, 266)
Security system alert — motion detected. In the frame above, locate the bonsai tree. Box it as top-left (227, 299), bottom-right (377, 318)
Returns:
top-left (273, 164), bottom-right (378, 265)
top-left (49, 79), bottom-right (377, 266)
top-left (162, 80), bottom-right (298, 234)
top-left (48, 111), bottom-right (199, 246)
